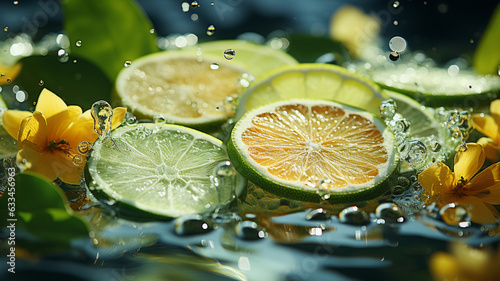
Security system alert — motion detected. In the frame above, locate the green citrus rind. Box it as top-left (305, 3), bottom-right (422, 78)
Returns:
top-left (227, 99), bottom-right (400, 203)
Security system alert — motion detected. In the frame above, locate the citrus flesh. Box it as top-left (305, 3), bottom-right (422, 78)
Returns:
top-left (86, 123), bottom-right (246, 218)
top-left (115, 40), bottom-right (298, 129)
top-left (228, 99), bottom-right (399, 203)
top-left (234, 63), bottom-right (388, 120)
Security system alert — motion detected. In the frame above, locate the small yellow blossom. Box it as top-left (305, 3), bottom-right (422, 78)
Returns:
top-left (2, 89), bottom-right (126, 184)
top-left (418, 143), bottom-right (500, 224)
top-left (472, 100), bottom-right (500, 162)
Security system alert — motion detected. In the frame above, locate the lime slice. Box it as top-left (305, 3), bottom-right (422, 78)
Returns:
top-left (115, 40), bottom-right (297, 130)
top-left (371, 65), bottom-right (500, 107)
top-left (385, 90), bottom-right (456, 173)
top-left (0, 97), bottom-right (18, 158)
top-left (235, 63), bottom-right (388, 120)
top-left (86, 123), bottom-right (246, 219)
top-left (228, 99), bottom-right (399, 203)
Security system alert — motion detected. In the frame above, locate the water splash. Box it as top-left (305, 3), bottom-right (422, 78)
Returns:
top-left (91, 100), bottom-right (114, 142)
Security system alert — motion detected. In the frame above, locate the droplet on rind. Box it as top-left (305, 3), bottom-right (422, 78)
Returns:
top-left (223, 49), bottom-right (236, 60)
top-left (153, 115), bottom-right (167, 125)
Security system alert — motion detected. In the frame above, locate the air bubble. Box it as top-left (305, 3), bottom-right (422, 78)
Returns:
top-left (234, 221), bottom-right (267, 240)
top-left (339, 206), bottom-right (370, 225)
top-left (125, 115), bottom-right (138, 126)
top-left (124, 60), bottom-right (132, 67)
top-left (58, 49), bottom-right (69, 63)
top-left (389, 51), bottom-right (400, 61)
top-left (375, 203), bottom-right (405, 223)
top-left (430, 139), bottom-right (442, 152)
top-left (206, 25), bottom-right (215, 36)
top-left (38, 80), bottom-right (44, 86)
top-left (439, 203), bottom-right (471, 228)
top-left (174, 215), bottom-right (213, 236)
top-left (380, 99), bottom-right (398, 120)
top-left (73, 155), bottom-right (83, 166)
top-left (91, 100), bottom-right (113, 140)
top-left (404, 140), bottom-right (428, 170)
top-left (223, 49), bottom-right (236, 60)
top-left (78, 141), bottom-right (93, 154)
top-left (389, 36), bottom-right (407, 53)
top-left (393, 1), bottom-right (400, 8)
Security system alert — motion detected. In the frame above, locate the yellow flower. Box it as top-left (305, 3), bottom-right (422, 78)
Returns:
top-left (0, 62), bottom-right (22, 85)
top-left (418, 143), bottom-right (500, 224)
top-left (429, 242), bottom-right (500, 281)
top-left (472, 100), bottom-right (500, 162)
top-left (2, 89), bottom-right (126, 184)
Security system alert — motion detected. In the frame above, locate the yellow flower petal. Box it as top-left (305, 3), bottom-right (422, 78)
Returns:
top-left (46, 106), bottom-right (82, 142)
top-left (429, 252), bottom-right (462, 281)
top-left (491, 99), bottom-right (500, 130)
top-left (458, 196), bottom-right (499, 224)
top-left (2, 110), bottom-right (32, 140)
top-left (18, 111), bottom-right (48, 151)
top-left (453, 143), bottom-right (484, 182)
top-left (17, 146), bottom-right (57, 182)
top-left (477, 137), bottom-right (499, 162)
top-left (35, 89), bottom-right (68, 119)
top-left (0, 62), bottom-right (22, 85)
top-left (111, 107), bottom-right (127, 130)
top-left (472, 113), bottom-right (499, 142)
top-left (466, 161), bottom-right (500, 191)
top-left (418, 162), bottom-right (456, 203)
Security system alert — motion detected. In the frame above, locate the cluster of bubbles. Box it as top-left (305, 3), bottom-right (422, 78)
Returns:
top-left (434, 108), bottom-right (473, 151)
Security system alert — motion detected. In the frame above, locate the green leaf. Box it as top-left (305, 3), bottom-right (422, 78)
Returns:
top-left (286, 34), bottom-right (350, 64)
top-left (473, 3), bottom-right (500, 75)
top-left (14, 54), bottom-right (112, 110)
top-left (62, 0), bottom-right (159, 81)
top-left (0, 172), bottom-right (89, 252)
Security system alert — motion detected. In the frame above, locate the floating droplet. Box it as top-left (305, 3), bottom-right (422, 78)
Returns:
top-left (174, 215), bottom-right (212, 236)
top-left (392, 1), bottom-right (400, 8)
top-left (306, 208), bottom-right (331, 221)
top-left (91, 100), bottom-right (113, 140)
top-left (375, 203), bottom-right (405, 223)
top-left (38, 80), bottom-right (44, 86)
top-left (13, 1), bottom-right (19, 5)
top-left (15, 90), bottom-right (27, 102)
top-left (223, 49), bottom-right (235, 60)
top-left (389, 51), bottom-right (400, 61)
top-left (149, 29), bottom-right (155, 34)
top-left (339, 206), bottom-right (370, 225)
top-left (73, 60), bottom-right (78, 63)
top-left (210, 63), bottom-right (219, 70)
top-left (181, 2), bottom-right (190, 12)
top-left (234, 221), bottom-right (267, 240)
top-left (78, 141), bottom-right (93, 154)
top-left (389, 36), bottom-right (407, 52)
top-left (3, 27), bottom-right (8, 32)
top-left (380, 99), bottom-right (398, 120)
top-left (75, 40), bottom-right (82, 47)
top-left (191, 1), bottom-right (199, 8)
top-left (439, 203), bottom-right (471, 228)
top-left (57, 49), bottom-right (69, 63)
top-left (206, 25), bottom-right (216, 36)
top-left (153, 115), bottom-right (166, 125)
top-left (6, 78), bottom-right (12, 84)
top-left (73, 154), bottom-right (83, 166)
top-left (393, 20), bottom-right (398, 26)
top-left (124, 60), bottom-right (132, 67)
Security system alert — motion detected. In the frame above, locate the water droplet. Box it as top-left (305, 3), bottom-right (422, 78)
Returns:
top-left (13, 1), bottom-right (19, 5)
top-left (393, 20), bottom-right (398, 26)
top-left (91, 100), bottom-right (113, 140)
top-left (124, 60), bottom-right (132, 67)
top-left (392, 1), bottom-right (400, 8)
top-left (75, 40), bottom-right (82, 47)
top-left (206, 25), bottom-right (216, 36)
top-left (73, 155), bottom-right (83, 166)
top-left (211, 2), bottom-right (214, 5)
top-left (6, 78), bottom-right (11, 84)
top-left (391, 185), bottom-right (406, 196)
top-left (191, 13), bottom-right (199, 22)
top-left (191, 1), bottom-right (199, 8)
top-left (404, 140), bottom-right (427, 170)
top-left (174, 215), bottom-right (213, 236)
top-left (15, 90), bottom-right (27, 102)
top-left (78, 141), bottom-right (93, 154)
top-left (181, 2), bottom-right (190, 12)
top-left (149, 28), bottom-right (155, 34)
top-left (234, 221), bottom-right (267, 240)
top-left (3, 27), bottom-right (8, 32)
top-left (306, 208), bottom-right (331, 221)
top-left (57, 49), bottom-right (69, 63)
top-left (214, 161), bottom-right (236, 177)
top-left (389, 51), bottom-right (400, 61)
top-left (38, 80), bottom-right (44, 86)
top-left (375, 203), bottom-right (405, 223)
top-left (210, 63), bottom-right (219, 70)
top-left (223, 49), bottom-right (235, 60)
top-left (430, 139), bottom-right (442, 152)
top-left (73, 60), bottom-right (78, 64)
top-left (389, 36), bottom-right (407, 52)
top-left (125, 115), bottom-right (138, 126)
top-left (153, 115), bottom-right (166, 125)
top-left (339, 206), bottom-right (370, 225)
top-left (380, 99), bottom-right (398, 120)
top-left (1, 73), bottom-right (5, 77)
top-left (439, 203), bottom-right (471, 228)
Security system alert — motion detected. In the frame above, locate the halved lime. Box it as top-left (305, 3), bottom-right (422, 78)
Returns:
top-left (114, 40), bottom-right (297, 130)
top-left (371, 65), bottom-right (500, 107)
top-left (385, 90), bottom-right (456, 173)
top-left (234, 63), bottom-right (388, 120)
top-left (227, 99), bottom-right (399, 203)
top-left (86, 123), bottom-right (246, 219)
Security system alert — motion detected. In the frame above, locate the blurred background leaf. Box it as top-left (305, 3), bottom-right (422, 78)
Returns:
top-left (473, 3), bottom-right (500, 75)
top-left (286, 34), bottom-right (349, 64)
top-left (0, 172), bottom-right (90, 253)
top-left (61, 0), bottom-right (159, 81)
top-left (12, 53), bottom-right (112, 110)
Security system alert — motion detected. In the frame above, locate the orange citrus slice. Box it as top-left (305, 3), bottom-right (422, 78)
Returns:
top-left (227, 99), bottom-right (399, 203)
